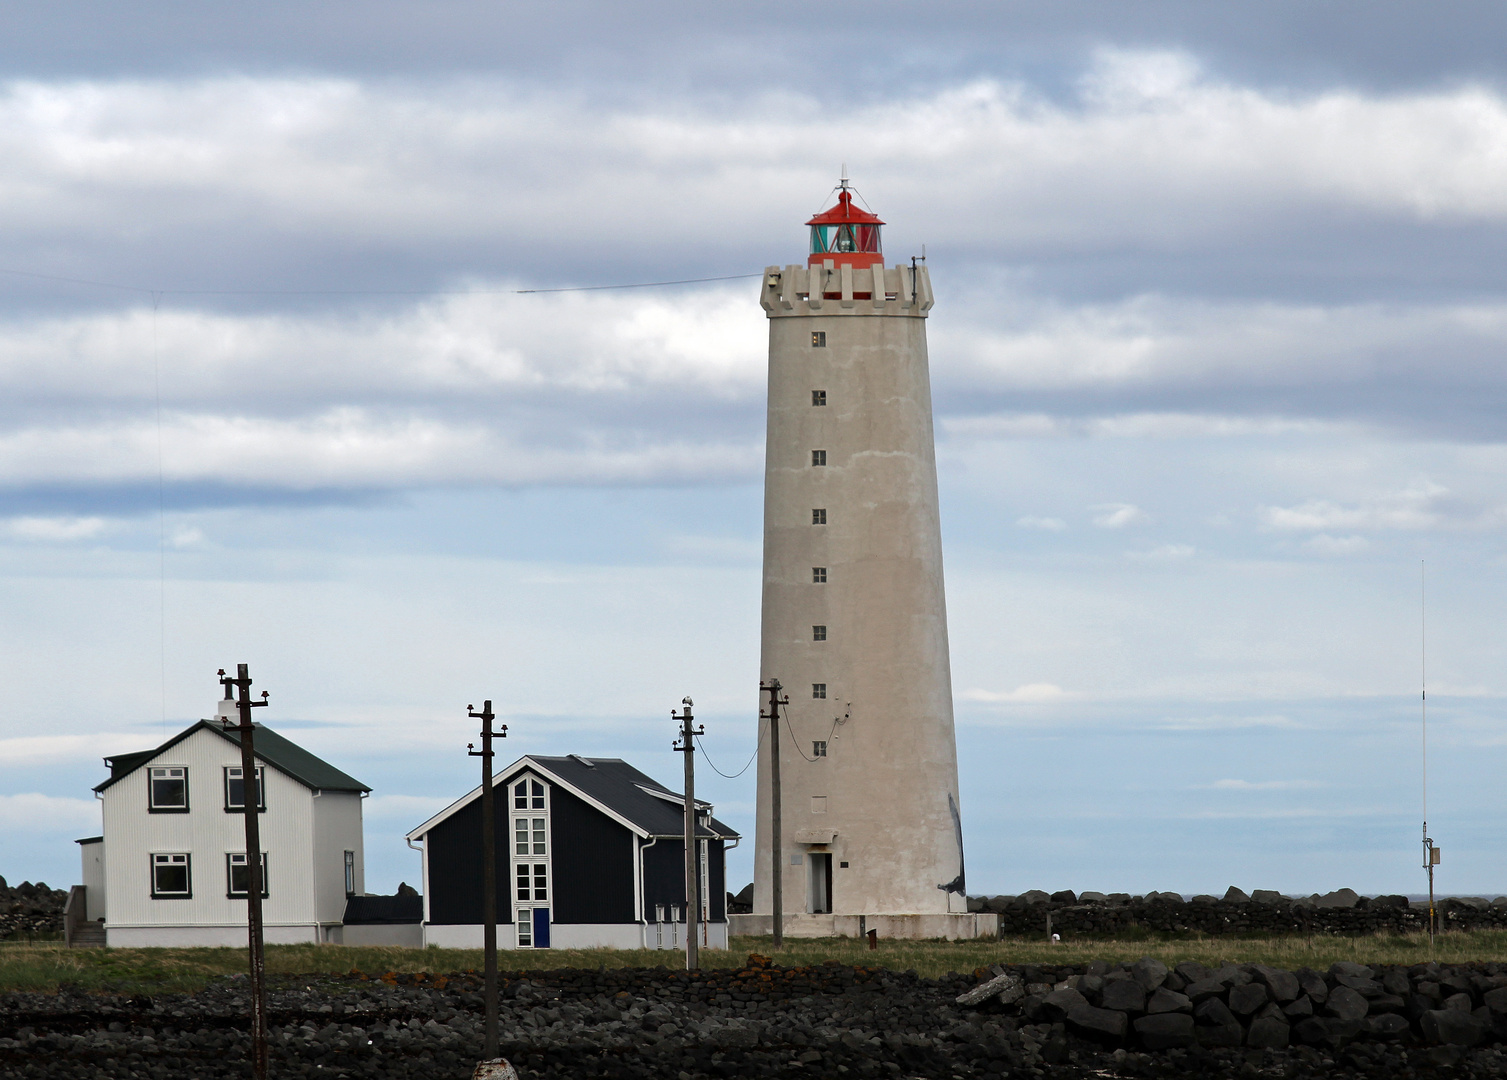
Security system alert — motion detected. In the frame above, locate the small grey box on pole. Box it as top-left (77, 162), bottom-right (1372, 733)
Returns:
top-left (467, 701), bottom-right (506, 1060)
top-left (760, 679), bottom-right (788, 950)
top-left (672, 698), bottom-right (704, 971)
top-left (218, 665), bottom-right (270, 1080)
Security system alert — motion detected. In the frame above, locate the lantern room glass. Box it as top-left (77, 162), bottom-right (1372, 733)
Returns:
top-left (810, 224), bottom-right (881, 255)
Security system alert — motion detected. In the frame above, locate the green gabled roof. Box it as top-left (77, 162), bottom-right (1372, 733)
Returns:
top-left (94, 719), bottom-right (369, 795)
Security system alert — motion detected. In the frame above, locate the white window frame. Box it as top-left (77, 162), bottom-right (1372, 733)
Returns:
top-left (150, 853), bottom-right (192, 898)
top-left (148, 767), bottom-right (189, 813)
top-left (510, 775), bottom-right (551, 922)
top-left (223, 766), bottom-right (266, 812)
top-left (226, 852), bottom-right (269, 899)
top-left (344, 850), bottom-right (356, 896)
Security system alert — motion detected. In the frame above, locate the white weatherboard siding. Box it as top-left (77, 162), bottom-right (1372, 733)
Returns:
top-left (312, 791), bottom-right (364, 927)
top-left (99, 724), bottom-right (360, 945)
top-left (755, 262), bottom-right (970, 929)
top-left (79, 839), bottom-right (105, 921)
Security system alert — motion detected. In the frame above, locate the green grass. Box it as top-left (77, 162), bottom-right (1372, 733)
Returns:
top-left (4, 932), bottom-right (1507, 995)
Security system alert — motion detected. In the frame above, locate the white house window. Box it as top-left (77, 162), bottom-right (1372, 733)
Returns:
top-left (223, 766), bottom-right (265, 812)
top-left (516, 862), bottom-right (548, 902)
top-left (344, 850), bottom-right (356, 896)
top-left (812, 390), bottom-right (827, 406)
top-left (151, 853), bottom-right (191, 898)
top-left (812, 625), bottom-right (827, 641)
top-left (513, 779), bottom-right (545, 810)
top-left (149, 767), bottom-right (189, 812)
top-left (811, 450), bottom-right (827, 466)
top-left (812, 683), bottom-right (826, 699)
top-left (514, 817), bottom-right (546, 856)
top-left (812, 566), bottom-right (826, 583)
top-left (813, 741), bottom-right (828, 757)
top-left (516, 908), bottom-right (533, 948)
top-left (227, 853), bottom-right (269, 898)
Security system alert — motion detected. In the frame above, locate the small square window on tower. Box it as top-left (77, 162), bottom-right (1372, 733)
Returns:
top-left (812, 390), bottom-right (827, 406)
top-left (812, 508), bottom-right (826, 525)
top-left (812, 683), bottom-right (826, 699)
top-left (812, 332), bottom-right (826, 347)
top-left (812, 624), bottom-right (827, 641)
top-left (813, 742), bottom-right (828, 758)
top-left (812, 566), bottom-right (826, 583)
top-left (811, 450), bottom-right (826, 466)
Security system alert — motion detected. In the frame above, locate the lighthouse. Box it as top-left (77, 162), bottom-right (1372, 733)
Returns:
top-left (752, 180), bottom-right (982, 939)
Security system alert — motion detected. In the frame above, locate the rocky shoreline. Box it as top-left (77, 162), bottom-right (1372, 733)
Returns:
top-left (967, 887), bottom-right (1507, 937)
top-left (3, 955), bottom-right (1507, 1078)
top-left (0, 879), bottom-right (65, 941)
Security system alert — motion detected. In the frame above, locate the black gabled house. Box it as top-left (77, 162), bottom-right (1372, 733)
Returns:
top-left (406, 755), bottom-right (739, 950)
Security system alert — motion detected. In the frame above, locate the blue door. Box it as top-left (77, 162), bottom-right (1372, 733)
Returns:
top-left (532, 907), bottom-right (551, 948)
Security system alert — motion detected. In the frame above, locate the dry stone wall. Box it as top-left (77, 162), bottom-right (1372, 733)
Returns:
top-left (967, 887), bottom-right (1507, 936)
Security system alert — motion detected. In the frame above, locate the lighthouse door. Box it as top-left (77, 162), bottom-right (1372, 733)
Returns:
top-left (808, 853), bottom-right (833, 914)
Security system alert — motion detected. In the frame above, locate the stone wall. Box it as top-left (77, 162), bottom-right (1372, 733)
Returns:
top-left (967, 887), bottom-right (1507, 936)
top-left (0, 877), bottom-right (66, 940)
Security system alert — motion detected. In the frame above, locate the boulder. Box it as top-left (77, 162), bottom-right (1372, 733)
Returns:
top-left (1294, 1017), bottom-right (1362, 1048)
top-left (1295, 969), bottom-right (1329, 1005)
top-left (1049, 890), bottom-right (1077, 905)
top-left (1380, 969), bottom-right (1411, 997)
top-left (1325, 986), bottom-right (1368, 1022)
top-left (966, 896), bottom-right (985, 912)
top-left (1223, 886), bottom-right (1250, 903)
top-left (1194, 998), bottom-right (1238, 1028)
top-left (1483, 985), bottom-right (1507, 1013)
top-left (1442, 992), bottom-right (1474, 1012)
top-left (1147, 891), bottom-right (1184, 904)
top-left (1016, 890), bottom-right (1050, 906)
top-left (1333, 973), bottom-right (1383, 996)
top-left (1250, 889), bottom-right (1284, 905)
top-left (1190, 894), bottom-right (1219, 904)
top-left (1251, 964), bottom-right (1300, 1003)
top-left (956, 971), bottom-right (1024, 1007)
top-left (1184, 978), bottom-right (1226, 1003)
top-left (1100, 979), bottom-right (1147, 1014)
top-left (1421, 1008), bottom-right (1489, 1047)
top-left (1371, 894), bottom-right (1409, 908)
top-left (1365, 1013), bottom-right (1411, 1038)
top-left (1065, 1002), bottom-right (1128, 1040)
top-left (1146, 988), bottom-right (1192, 1014)
top-left (1039, 987), bottom-right (1089, 1022)
top-left (1228, 983), bottom-right (1269, 1017)
top-left (1174, 961), bottom-right (1211, 984)
top-left (1282, 996), bottom-right (1313, 1019)
top-left (984, 895), bottom-right (1014, 913)
top-left (1315, 889), bottom-right (1360, 909)
top-left (1133, 1012), bottom-right (1195, 1050)
top-left (1130, 957), bottom-right (1169, 993)
top-left (1196, 1022), bottom-right (1244, 1048)
top-left (1245, 1017), bottom-right (1289, 1049)
top-left (1328, 961), bottom-right (1373, 980)
top-left (1078, 891), bottom-right (1109, 903)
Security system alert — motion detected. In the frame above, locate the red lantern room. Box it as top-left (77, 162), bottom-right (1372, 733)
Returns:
top-left (806, 178), bottom-right (884, 270)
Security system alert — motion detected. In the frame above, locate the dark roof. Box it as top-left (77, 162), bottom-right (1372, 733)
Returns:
top-left (95, 720), bottom-right (369, 795)
top-left (75, 836), bottom-right (103, 845)
top-left (409, 755), bottom-right (739, 841)
top-left (343, 893), bottom-right (422, 925)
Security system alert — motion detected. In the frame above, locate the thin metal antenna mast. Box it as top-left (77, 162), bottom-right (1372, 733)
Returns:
top-left (1421, 561), bottom-right (1438, 945)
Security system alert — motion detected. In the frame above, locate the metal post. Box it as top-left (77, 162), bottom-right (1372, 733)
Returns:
top-left (467, 701), bottom-right (506, 1061)
top-left (761, 679), bottom-right (789, 950)
top-left (218, 665), bottom-right (270, 1080)
top-left (672, 698), bottom-right (704, 971)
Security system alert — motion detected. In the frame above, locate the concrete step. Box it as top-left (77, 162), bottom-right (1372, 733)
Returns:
top-left (70, 924), bottom-right (106, 948)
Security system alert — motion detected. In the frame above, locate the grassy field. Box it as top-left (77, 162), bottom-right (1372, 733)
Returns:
top-left (3, 933), bottom-right (1506, 995)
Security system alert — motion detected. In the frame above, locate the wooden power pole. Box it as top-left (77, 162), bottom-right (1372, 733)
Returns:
top-left (218, 665), bottom-right (270, 1080)
top-left (761, 678), bottom-right (789, 950)
top-left (467, 701), bottom-right (506, 1060)
top-left (672, 698), bottom-right (704, 971)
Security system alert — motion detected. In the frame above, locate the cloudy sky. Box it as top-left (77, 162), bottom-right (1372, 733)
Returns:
top-left (4, 1), bottom-right (1507, 901)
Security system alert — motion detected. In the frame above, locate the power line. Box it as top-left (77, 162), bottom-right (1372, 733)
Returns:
top-left (0, 265), bottom-right (760, 299)
top-left (782, 703), bottom-right (849, 762)
top-left (694, 723), bottom-right (762, 779)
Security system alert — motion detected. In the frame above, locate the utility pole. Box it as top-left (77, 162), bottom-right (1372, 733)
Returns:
top-left (760, 678), bottom-right (789, 950)
top-left (672, 698), bottom-right (704, 971)
top-left (467, 701), bottom-right (506, 1061)
top-left (218, 665), bottom-right (270, 1080)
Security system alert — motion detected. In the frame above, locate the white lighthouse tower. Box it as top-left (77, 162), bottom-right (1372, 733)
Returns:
top-left (752, 180), bottom-right (983, 940)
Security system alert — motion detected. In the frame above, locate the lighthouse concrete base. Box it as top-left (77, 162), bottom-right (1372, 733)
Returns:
top-left (728, 912), bottom-right (998, 941)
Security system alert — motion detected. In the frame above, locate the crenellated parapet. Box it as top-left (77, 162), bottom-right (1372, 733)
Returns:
top-left (760, 262), bottom-right (933, 318)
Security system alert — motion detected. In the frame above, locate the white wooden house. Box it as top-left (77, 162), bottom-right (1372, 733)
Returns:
top-left (86, 698), bottom-right (370, 947)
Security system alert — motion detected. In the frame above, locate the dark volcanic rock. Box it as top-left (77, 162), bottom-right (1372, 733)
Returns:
top-left (1133, 1012), bottom-right (1195, 1050)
